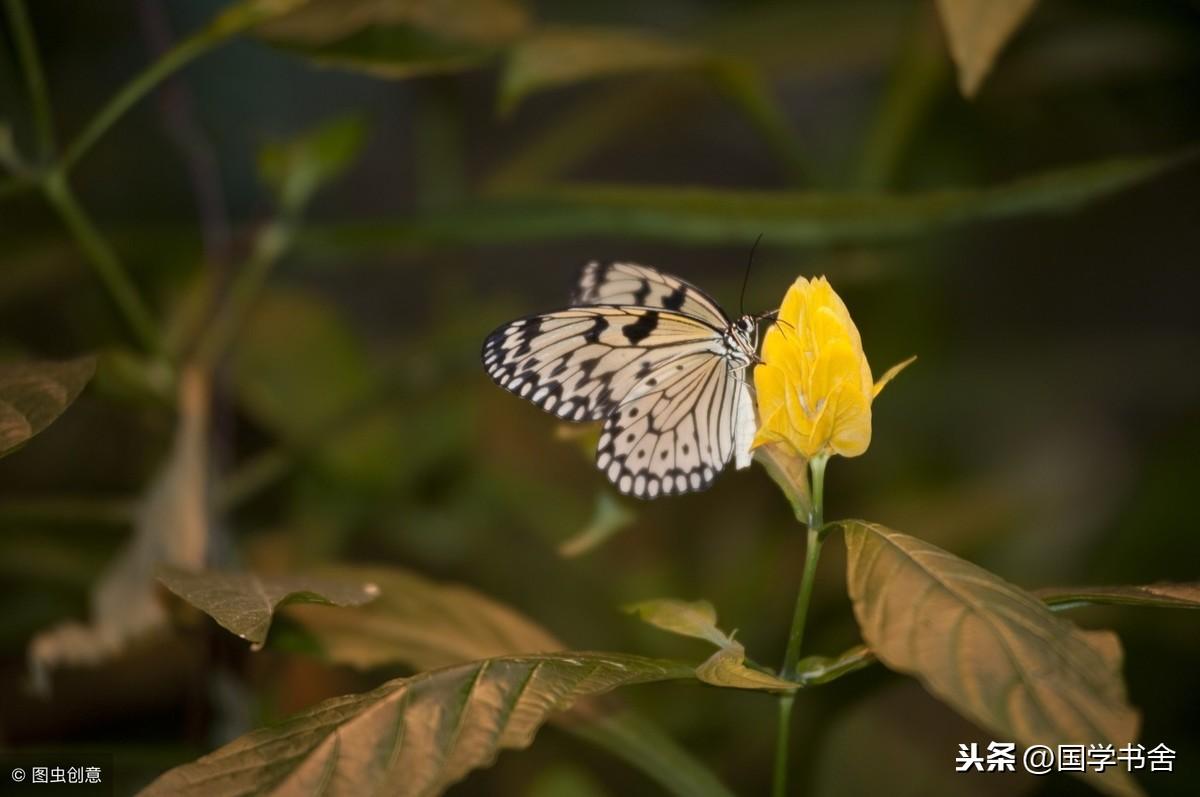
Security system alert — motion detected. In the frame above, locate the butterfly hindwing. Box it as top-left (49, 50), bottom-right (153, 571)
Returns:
top-left (482, 306), bottom-right (718, 423)
top-left (595, 353), bottom-right (755, 498)
top-left (573, 261), bottom-right (729, 329)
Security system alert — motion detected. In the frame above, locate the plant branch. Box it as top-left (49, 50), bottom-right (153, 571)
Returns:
top-left (4, 0), bottom-right (164, 352)
top-left (192, 172), bottom-right (316, 367)
top-left (772, 453), bottom-right (828, 797)
top-left (41, 171), bottom-right (163, 353)
top-left (57, 0), bottom-right (297, 175)
top-left (138, 0), bottom-right (232, 264)
top-left (0, 0), bottom-right (293, 212)
top-left (4, 0), bottom-right (56, 160)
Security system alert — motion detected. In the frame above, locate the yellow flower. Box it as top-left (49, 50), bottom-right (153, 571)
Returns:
top-left (753, 276), bottom-right (913, 460)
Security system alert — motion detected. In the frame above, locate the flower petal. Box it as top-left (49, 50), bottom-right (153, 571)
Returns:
top-left (871, 355), bottom-right (917, 400)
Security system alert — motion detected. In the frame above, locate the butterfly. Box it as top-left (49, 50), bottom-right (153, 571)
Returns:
top-left (482, 262), bottom-right (762, 499)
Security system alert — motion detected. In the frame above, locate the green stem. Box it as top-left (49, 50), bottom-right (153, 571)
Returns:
top-left (0, 0), bottom-right (285, 208)
top-left (193, 212), bottom-right (294, 366)
top-left (193, 163), bottom-right (318, 366)
top-left (781, 455), bottom-right (827, 676)
top-left (57, 0), bottom-right (284, 175)
top-left (42, 171), bottom-right (163, 354)
top-left (772, 454), bottom-right (828, 797)
top-left (4, 0), bottom-right (162, 353)
top-left (4, 0), bottom-right (55, 160)
top-left (58, 32), bottom-right (210, 174)
top-left (771, 696), bottom-right (794, 797)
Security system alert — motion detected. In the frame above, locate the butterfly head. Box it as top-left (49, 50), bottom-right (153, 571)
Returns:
top-left (725, 314), bottom-right (760, 367)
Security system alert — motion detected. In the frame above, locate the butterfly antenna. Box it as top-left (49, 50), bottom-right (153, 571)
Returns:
top-left (740, 233), bottom-right (764, 316)
top-left (762, 313), bottom-right (799, 350)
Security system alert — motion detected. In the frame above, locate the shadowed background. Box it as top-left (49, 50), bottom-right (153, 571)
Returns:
top-left (1, 0), bottom-right (1199, 794)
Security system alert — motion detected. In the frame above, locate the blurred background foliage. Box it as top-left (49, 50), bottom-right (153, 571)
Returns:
top-left (1, 0), bottom-right (1199, 794)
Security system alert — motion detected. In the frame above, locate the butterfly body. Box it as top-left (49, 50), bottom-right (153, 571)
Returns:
top-left (482, 262), bottom-right (759, 499)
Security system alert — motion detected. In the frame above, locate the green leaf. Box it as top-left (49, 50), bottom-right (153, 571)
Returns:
top-left (285, 565), bottom-right (561, 668)
top-left (1037, 582), bottom-right (1200, 611)
top-left (306, 147), bottom-right (1194, 249)
top-left (234, 289), bottom-right (371, 435)
top-left (792, 644), bottom-right (875, 687)
top-left (695, 643), bottom-right (796, 693)
top-left (258, 115), bottom-right (367, 207)
top-left (139, 653), bottom-right (693, 797)
top-left (257, 0), bottom-right (528, 79)
top-left (157, 567), bottom-right (380, 646)
top-left (500, 26), bottom-right (705, 115)
top-left (0, 356), bottom-right (96, 457)
top-left (623, 598), bottom-right (732, 648)
top-left (208, 0), bottom-right (313, 37)
top-left (287, 566), bottom-right (734, 797)
top-left (559, 491), bottom-right (635, 558)
top-left (843, 521), bottom-right (1143, 797)
top-left (232, 289), bottom-right (405, 489)
top-left (935, 0), bottom-right (1040, 97)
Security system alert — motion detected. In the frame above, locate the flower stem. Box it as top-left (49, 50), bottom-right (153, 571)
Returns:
top-left (772, 695), bottom-right (794, 797)
top-left (771, 454), bottom-right (827, 797)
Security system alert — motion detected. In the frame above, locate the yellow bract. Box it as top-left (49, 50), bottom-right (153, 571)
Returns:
top-left (753, 276), bottom-right (913, 460)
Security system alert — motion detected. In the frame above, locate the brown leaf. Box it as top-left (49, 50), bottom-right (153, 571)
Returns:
top-left (843, 521), bottom-right (1143, 797)
top-left (500, 26), bottom-right (705, 114)
top-left (935, 0), bottom-right (1039, 97)
top-left (284, 566), bottom-right (733, 797)
top-left (286, 565), bottom-right (562, 670)
top-left (1037, 582), bottom-right (1200, 610)
top-left (139, 653), bottom-right (693, 797)
top-left (158, 568), bottom-right (380, 646)
top-left (0, 356), bottom-right (95, 457)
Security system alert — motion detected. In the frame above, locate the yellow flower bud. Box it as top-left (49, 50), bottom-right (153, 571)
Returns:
top-left (752, 276), bottom-right (913, 460)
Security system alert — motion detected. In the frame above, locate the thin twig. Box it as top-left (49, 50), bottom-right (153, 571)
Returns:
top-left (137, 0), bottom-right (231, 265)
top-left (3, 0), bottom-right (56, 160)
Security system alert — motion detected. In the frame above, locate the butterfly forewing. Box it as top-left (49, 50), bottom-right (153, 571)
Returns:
top-left (574, 262), bottom-right (729, 328)
top-left (482, 306), bottom-right (718, 423)
top-left (482, 263), bottom-right (756, 498)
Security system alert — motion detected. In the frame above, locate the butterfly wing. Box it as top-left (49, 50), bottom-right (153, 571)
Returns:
top-left (482, 306), bottom-right (721, 423)
top-left (596, 353), bottom-right (755, 498)
top-left (573, 262), bottom-right (729, 329)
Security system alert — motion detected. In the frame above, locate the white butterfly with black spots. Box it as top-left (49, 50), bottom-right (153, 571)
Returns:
top-left (482, 262), bottom-right (760, 499)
